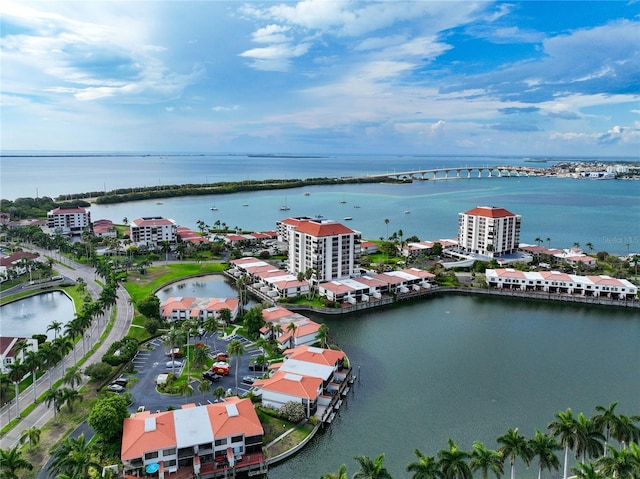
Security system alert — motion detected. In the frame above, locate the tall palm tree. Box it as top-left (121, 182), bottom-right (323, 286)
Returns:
top-left (596, 444), bottom-right (639, 479)
top-left (19, 425), bottom-right (41, 451)
top-left (322, 464), bottom-right (348, 479)
top-left (0, 446), bottom-right (34, 479)
top-left (529, 429), bottom-right (561, 479)
top-left (7, 359), bottom-right (25, 420)
top-left (571, 462), bottom-right (604, 479)
top-left (47, 320), bottom-right (63, 340)
top-left (60, 387), bottom-right (82, 412)
top-left (353, 453), bottom-right (392, 479)
top-left (163, 326), bottom-right (186, 377)
top-left (315, 323), bottom-right (329, 349)
top-left (497, 427), bottom-right (532, 479)
top-left (612, 415), bottom-right (640, 450)
top-left (594, 402), bottom-right (620, 456)
top-left (203, 314), bottom-right (219, 351)
top-left (24, 348), bottom-right (42, 404)
top-left (406, 448), bottom-right (440, 479)
top-left (470, 441), bottom-right (503, 479)
top-left (574, 412), bottom-right (604, 463)
top-left (52, 336), bottom-right (73, 376)
top-left (548, 408), bottom-right (578, 479)
top-left (39, 342), bottom-right (61, 390)
top-left (64, 319), bottom-right (83, 364)
top-left (198, 379), bottom-right (211, 400)
top-left (286, 321), bottom-right (297, 349)
top-left (227, 339), bottom-right (245, 394)
top-left (192, 343), bottom-right (210, 372)
top-left (213, 386), bottom-right (226, 402)
top-left (438, 438), bottom-right (472, 479)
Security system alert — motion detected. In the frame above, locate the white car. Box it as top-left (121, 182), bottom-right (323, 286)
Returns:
top-left (166, 360), bottom-right (183, 368)
top-left (107, 383), bottom-right (125, 393)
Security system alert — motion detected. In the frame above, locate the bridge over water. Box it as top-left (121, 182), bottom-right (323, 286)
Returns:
top-left (361, 165), bottom-right (545, 181)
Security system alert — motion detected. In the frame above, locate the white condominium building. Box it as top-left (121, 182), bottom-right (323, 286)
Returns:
top-left (458, 206), bottom-right (521, 257)
top-left (130, 216), bottom-right (177, 248)
top-left (47, 206), bottom-right (91, 236)
top-left (287, 218), bottom-right (361, 283)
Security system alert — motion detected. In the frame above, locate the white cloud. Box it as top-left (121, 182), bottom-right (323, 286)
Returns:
top-left (239, 43), bottom-right (310, 71)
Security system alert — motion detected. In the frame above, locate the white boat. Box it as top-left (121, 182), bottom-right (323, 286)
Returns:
top-left (279, 196), bottom-right (290, 211)
top-left (404, 210), bottom-right (410, 214)
top-left (303, 192), bottom-right (310, 196)
top-left (242, 203), bottom-right (249, 207)
top-left (344, 216), bottom-right (353, 221)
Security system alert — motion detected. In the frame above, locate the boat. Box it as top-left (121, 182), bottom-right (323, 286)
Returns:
top-left (279, 196), bottom-right (290, 211)
top-left (344, 216), bottom-right (353, 221)
top-left (303, 192), bottom-right (310, 196)
top-left (242, 203), bottom-right (249, 207)
top-left (404, 210), bottom-right (410, 214)
top-left (210, 202), bottom-right (218, 211)
top-left (353, 205), bottom-right (360, 209)
top-left (156, 202), bottom-right (163, 205)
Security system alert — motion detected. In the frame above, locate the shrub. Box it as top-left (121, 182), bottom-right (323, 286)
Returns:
top-left (103, 337), bottom-right (138, 366)
top-left (85, 362), bottom-right (113, 381)
top-left (279, 401), bottom-right (306, 423)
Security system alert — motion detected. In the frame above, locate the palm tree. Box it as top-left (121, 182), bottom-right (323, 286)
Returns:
top-left (315, 323), bottom-right (329, 349)
top-left (548, 408), bottom-right (578, 479)
top-left (406, 448), bottom-right (440, 479)
top-left (60, 387), bottom-right (82, 412)
top-left (534, 237), bottom-right (543, 246)
top-left (47, 320), bottom-right (63, 340)
top-left (192, 343), bottom-right (210, 372)
top-left (612, 415), bottom-right (640, 450)
top-left (574, 412), bottom-right (604, 463)
top-left (163, 326), bottom-right (186, 377)
top-left (24, 348), bottom-right (42, 404)
top-left (470, 441), bottom-right (503, 479)
top-left (64, 319), bottom-right (83, 364)
top-left (43, 387), bottom-right (64, 423)
top-left (322, 464), bottom-right (348, 479)
top-left (596, 444), bottom-right (639, 479)
top-left (52, 336), bottom-right (73, 376)
top-left (19, 425), bottom-right (41, 451)
top-left (384, 218), bottom-right (390, 239)
top-left (203, 314), bottom-right (219, 350)
top-left (227, 339), bottom-right (244, 394)
top-left (529, 429), bottom-right (561, 479)
top-left (63, 365), bottom-right (83, 389)
top-left (7, 359), bottom-right (25, 420)
top-left (177, 381), bottom-right (194, 404)
top-left (571, 462), bottom-right (604, 479)
top-left (48, 433), bottom-right (101, 478)
top-left (218, 307), bottom-right (232, 332)
top-left (353, 453), bottom-right (392, 479)
top-left (594, 402), bottom-right (621, 456)
top-left (546, 237), bottom-right (551, 248)
top-left (198, 379), bottom-right (211, 400)
top-left (497, 427), bottom-right (532, 479)
top-left (438, 438), bottom-right (472, 479)
top-left (286, 321), bottom-right (297, 349)
top-left (0, 446), bottom-right (34, 478)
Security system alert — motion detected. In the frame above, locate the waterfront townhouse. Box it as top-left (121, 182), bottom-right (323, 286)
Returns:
top-left (130, 216), bottom-right (177, 248)
top-left (47, 206), bottom-right (91, 236)
top-left (288, 218), bottom-right (361, 282)
top-left (0, 337), bottom-right (38, 374)
top-left (160, 297), bottom-right (239, 323)
top-left (486, 268), bottom-right (638, 300)
top-left (259, 306), bottom-right (321, 349)
top-left (121, 397), bottom-right (265, 478)
top-left (458, 206), bottom-right (521, 257)
top-left (228, 257), bottom-right (309, 299)
top-left (253, 345), bottom-right (348, 419)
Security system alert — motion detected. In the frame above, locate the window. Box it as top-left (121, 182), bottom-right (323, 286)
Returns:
top-left (162, 448), bottom-right (176, 456)
top-left (215, 438), bottom-right (227, 446)
top-left (231, 435), bottom-right (243, 443)
top-left (145, 451), bottom-right (159, 460)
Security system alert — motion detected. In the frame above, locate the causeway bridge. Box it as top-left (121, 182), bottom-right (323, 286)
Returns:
top-left (362, 165), bottom-right (545, 181)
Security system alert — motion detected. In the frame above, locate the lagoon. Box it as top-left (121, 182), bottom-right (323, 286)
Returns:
top-left (0, 292), bottom-right (74, 339)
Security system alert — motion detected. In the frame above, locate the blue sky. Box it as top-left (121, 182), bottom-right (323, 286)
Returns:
top-left (1, 1), bottom-right (639, 156)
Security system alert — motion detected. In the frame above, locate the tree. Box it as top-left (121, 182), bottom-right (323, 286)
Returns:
top-left (406, 448), bottom-right (440, 479)
top-left (548, 408), bottom-right (578, 479)
top-left (218, 307), bottom-right (232, 330)
top-left (88, 393), bottom-right (130, 441)
top-left (574, 412), bottom-right (604, 463)
top-left (0, 446), bottom-right (33, 479)
top-left (227, 339), bottom-right (245, 394)
top-left (39, 342), bottom-right (61, 390)
top-left (137, 294), bottom-right (161, 319)
top-left (353, 453), bottom-right (392, 479)
top-left (7, 359), bottom-right (25, 420)
top-left (597, 444), bottom-right (640, 479)
top-left (438, 438), bottom-right (472, 479)
top-left (529, 429), bottom-right (560, 479)
top-left (497, 428), bottom-right (532, 479)
top-left (192, 343), bottom-right (210, 371)
top-left (286, 321), bottom-right (298, 349)
top-left (243, 305), bottom-right (265, 340)
top-left (60, 387), bottom-right (82, 412)
top-left (84, 361), bottom-right (113, 381)
top-left (43, 387), bottom-right (64, 423)
top-left (63, 365), bottom-right (83, 389)
top-left (213, 386), bottom-right (226, 402)
top-left (48, 434), bottom-right (101, 478)
top-left (163, 326), bottom-right (186, 376)
top-left (470, 441), bottom-right (503, 479)
top-left (594, 402), bottom-right (621, 457)
top-left (24, 348), bottom-right (42, 404)
top-left (47, 320), bottom-right (63, 340)
top-left (315, 323), bottom-right (329, 349)
top-left (322, 464), bottom-right (348, 479)
top-left (571, 462), bottom-right (604, 479)
top-left (19, 425), bottom-right (41, 451)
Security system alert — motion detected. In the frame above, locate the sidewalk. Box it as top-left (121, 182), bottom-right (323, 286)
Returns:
top-left (0, 250), bottom-right (134, 450)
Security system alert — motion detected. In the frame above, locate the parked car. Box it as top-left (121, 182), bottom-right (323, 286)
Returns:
top-left (211, 362), bottom-right (230, 375)
top-left (166, 348), bottom-right (183, 358)
top-left (248, 364), bottom-right (267, 372)
top-left (214, 352), bottom-right (228, 361)
top-left (111, 374), bottom-right (128, 387)
top-left (242, 376), bottom-right (256, 385)
top-left (166, 360), bottom-right (183, 368)
top-left (202, 371), bottom-right (221, 382)
top-left (107, 383), bottom-right (125, 393)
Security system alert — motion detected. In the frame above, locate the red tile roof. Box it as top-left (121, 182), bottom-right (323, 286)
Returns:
top-left (463, 206), bottom-right (516, 218)
top-left (295, 221), bottom-right (355, 237)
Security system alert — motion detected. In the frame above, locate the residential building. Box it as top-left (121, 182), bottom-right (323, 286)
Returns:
top-left (0, 251), bottom-right (38, 282)
top-left (287, 218), bottom-right (361, 282)
top-left (259, 306), bottom-right (321, 350)
top-left (458, 206), bottom-right (521, 257)
top-left (47, 206), bottom-right (91, 236)
top-left (129, 216), bottom-right (177, 248)
top-left (121, 397), bottom-right (265, 478)
top-left (486, 268), bottom-right (638, 300)
top-left (228, 257), bottom-right (309, 300)
top-left (0, 337), bottom-right (38, 374)
top-left (92, 219), bottom-right (117, 238)
top-left (160, 297), bottom-right (239, 322)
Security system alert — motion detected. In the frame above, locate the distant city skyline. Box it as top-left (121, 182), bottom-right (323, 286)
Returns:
top-left (1, 1), bottom-right (638, 156)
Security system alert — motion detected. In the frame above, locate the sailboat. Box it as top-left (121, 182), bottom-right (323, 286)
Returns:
top-left (210, 200), bottom-right (218, 211)
top-left (279, 196), bottom-right (290, 211)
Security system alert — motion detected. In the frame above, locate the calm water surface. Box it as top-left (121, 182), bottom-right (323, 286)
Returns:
top-left (0, 292), bottom-right (74, 339)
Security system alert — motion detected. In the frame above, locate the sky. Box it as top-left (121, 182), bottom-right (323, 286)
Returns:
top-left (1, 1), bottom-right (639, 156)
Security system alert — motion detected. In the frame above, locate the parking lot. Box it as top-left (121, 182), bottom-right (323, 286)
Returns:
top-left (116, 331), bottom-right (264, 413)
